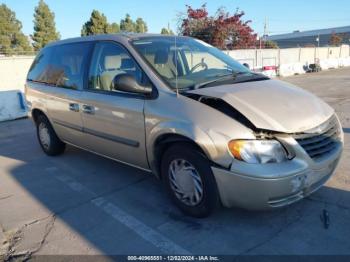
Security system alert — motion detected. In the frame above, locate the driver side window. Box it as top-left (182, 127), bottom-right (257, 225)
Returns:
top-left (88, 42), bottom-right (144, 92)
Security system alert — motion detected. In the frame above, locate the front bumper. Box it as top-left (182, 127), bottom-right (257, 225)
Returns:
top-left (212, 144), bottom-right (343, 210)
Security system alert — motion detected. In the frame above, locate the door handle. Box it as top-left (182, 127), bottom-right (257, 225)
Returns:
top-left (69, 103), bottom-right (79, 112)
top-left (82, 105), bottom-right (95, 114)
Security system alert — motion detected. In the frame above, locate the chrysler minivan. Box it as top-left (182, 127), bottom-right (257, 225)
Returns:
top-left (25, 34), bottom-right (344, 217)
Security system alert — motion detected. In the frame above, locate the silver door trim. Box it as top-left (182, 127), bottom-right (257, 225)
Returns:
top-left (84, 127), bottom-right (140, 148)
top-left (53, 119), bottom-right (83, 132)
top-left (64, 141), bottom-right (152, 173)
top-left (53, 119), bottom-right (140, 148)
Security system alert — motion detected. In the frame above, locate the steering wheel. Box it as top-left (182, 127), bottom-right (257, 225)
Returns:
top-left (190, 61), bottom-right (208, 73)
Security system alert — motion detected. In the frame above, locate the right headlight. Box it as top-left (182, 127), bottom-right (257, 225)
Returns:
top-left (228, 139), bottom-right (288, 164)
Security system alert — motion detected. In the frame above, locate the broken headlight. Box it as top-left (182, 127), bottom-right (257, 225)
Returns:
top-left (228, 139), bottom-right (288, 164)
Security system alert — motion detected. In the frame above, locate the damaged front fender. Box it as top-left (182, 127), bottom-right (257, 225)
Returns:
top-left (147, 120), bottom-right (236, 171)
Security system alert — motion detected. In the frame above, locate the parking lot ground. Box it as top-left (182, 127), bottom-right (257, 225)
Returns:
top-left (0, 68), bottom-right (349, 259)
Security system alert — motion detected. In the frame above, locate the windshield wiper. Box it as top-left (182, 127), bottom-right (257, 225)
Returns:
top-left (234, 73), bottom-right (269, 83)
top-left (193, 71), bottom-right (248, 89)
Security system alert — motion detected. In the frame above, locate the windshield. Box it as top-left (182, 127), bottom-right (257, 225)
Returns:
top-left (131, 37), bottom-right (252, 91)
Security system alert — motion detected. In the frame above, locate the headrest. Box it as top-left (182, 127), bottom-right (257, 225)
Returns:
top-left (104, 55), bottom-right (121, 70)
top-left (154, 49), bottom-right (168, 65)
top-left (120, 58), bottom-right (135, 69)
top-left (62, 65), bottom-right (72, 77)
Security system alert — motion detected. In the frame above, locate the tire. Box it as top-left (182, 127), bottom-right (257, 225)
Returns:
top-left (36, 114), bottom-right (65, 156)
top-left (161, 143), bottom-right (219, 218)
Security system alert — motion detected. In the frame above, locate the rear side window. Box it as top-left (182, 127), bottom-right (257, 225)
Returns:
top-left (28, 42), bottom-right (93, 90)
top-left (27, 47), bottom-right (53, 83)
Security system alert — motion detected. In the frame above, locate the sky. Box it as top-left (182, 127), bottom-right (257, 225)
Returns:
top-left (2, 0), bottom-right (350, 39)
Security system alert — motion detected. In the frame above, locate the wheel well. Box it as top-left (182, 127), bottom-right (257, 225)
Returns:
top-left (153, 134), bottom-right (208, 178)
top-left (31, 109), bottom-right (45, 124)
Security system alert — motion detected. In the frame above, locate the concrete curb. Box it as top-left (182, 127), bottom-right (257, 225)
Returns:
top-left (0, 90), bottom-right (28, 122)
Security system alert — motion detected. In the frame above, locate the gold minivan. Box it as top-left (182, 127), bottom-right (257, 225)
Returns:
top-left (25, 34), bottom-right (344, 217)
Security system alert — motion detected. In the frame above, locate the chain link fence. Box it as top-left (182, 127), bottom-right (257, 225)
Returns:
top-left (0, 51), bottom-right (38, 57)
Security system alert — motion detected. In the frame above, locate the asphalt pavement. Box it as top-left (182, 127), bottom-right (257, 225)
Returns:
top-left (0, 67), bottom-right (349, 259)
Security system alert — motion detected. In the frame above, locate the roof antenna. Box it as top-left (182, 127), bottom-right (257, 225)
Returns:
top-left (174, 34), bottom-right (179, 97)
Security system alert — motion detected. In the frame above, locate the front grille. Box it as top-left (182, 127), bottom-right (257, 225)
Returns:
top-left (293, 116), bottom-right (341, 161)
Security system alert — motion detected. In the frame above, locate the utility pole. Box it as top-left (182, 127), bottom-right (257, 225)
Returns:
top-left (316, 34), bottom-right (320, 48)
top-left (315, 34), bottom-right (320, 65)
top-left (263, 17), bottom-right (269, 41)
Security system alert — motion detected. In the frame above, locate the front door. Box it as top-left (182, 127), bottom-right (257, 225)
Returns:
top-left (81, 41), bottom-right (149, 169)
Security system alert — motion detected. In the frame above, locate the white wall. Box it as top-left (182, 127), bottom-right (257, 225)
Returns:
top-left (0, 56), bottom-right (34, 121)
top-left (227, 44), bottom-right (350, 76)
top-left (0, 56), bottom-right (34, 92)
top-left (225, 49), bottom-right (256, 69)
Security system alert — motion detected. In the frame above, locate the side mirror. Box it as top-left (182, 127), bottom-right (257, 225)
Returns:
top-left (112, 74), bottom-right (152, 95)
top-left (243, 63), bottom-right (250, 69)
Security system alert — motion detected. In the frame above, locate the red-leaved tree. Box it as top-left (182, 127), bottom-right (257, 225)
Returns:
top-left (180, 4), bottom-right (257, 49)
top-left (329, 32), bottom-right (343, 46)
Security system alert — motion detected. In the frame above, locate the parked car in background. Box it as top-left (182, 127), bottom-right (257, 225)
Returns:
top-left (25, 34), bottom-right (344, 217)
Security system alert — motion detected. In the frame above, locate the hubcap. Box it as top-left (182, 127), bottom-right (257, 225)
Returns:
top-left (168, 159), bottom-right (204, 206)
top-left (38, 123), bottom-right (50, 150)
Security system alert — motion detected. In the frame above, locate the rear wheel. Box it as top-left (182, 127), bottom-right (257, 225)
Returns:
top-left (36, 115), bottom-right (65, 156)
top-left (161, 144), bottom-right (219, 218)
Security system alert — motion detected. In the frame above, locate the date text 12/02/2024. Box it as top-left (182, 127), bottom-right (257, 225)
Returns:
top-left (127, 256), bottom-right (220, 261)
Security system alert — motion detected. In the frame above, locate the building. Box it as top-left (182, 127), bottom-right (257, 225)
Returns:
top-left (267, 26), bottom-right (350, 48)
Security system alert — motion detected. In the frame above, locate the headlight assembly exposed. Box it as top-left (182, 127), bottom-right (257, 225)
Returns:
top-left (228, 139), bottom-right (288, 164)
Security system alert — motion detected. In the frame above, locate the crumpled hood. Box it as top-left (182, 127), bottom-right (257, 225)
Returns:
top-left (188, 79), bottom-right (334, 133)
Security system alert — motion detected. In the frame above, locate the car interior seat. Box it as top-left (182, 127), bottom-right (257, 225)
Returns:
top-left (154, 49), bottom-right (176, 79)
top-left (100, 55), bottom-right (124, 91)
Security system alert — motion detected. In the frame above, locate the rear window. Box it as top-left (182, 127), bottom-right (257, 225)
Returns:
top-left (27, 42), bottom-right (93, 90)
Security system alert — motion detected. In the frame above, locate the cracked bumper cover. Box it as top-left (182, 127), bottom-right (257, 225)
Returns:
top-left (212, 145), bottom-right (343, 210)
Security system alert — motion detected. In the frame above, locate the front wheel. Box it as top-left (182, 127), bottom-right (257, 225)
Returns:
top-left (161, 144), bottom-right (219, 218)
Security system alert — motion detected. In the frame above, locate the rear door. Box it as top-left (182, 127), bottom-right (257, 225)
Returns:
top-left (27, 42), bottom-right (94, 146)
top-left (80, 41), bottom-right (149, 169)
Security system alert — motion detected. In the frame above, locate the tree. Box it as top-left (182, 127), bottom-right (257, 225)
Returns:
top-left (263, 40), bottom-right (278, 49)
top-left (120, 14), bottom-right (136, 32)
top-left (329, 32), bottom-right (343, 46)
top-left (109, 22), bottom-right (120, 33)
top-left (179, 4), bottom-right (257, 49)
top-left (161, 28), bottom-right (174, 35)
top-left (0, 4), bottom-right (32, 55)
top-left (81, 10), bottom-right (116, 36)
top-left (135, 18), bottom-right (148, 33)
top-left (32, 0), bottom-right (60, 50)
